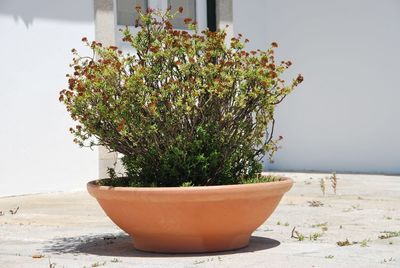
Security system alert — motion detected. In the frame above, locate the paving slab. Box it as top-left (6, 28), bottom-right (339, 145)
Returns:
top-left (0, 172), bottom-right (399, 267)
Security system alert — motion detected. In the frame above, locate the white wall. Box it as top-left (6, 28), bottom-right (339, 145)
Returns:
top-left (233, 0), bottom-right (400, 174)
top-left (0, 0), bottom-right (98, 196)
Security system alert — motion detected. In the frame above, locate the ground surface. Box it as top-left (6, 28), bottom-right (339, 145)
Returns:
top-left (0, 172), bottom-right (399, 268)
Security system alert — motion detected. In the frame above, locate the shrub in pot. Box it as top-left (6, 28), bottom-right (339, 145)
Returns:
top-left (60, 8), bottom-right (303, 253)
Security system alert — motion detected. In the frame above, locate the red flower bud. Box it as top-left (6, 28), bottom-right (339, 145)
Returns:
top-left (296, 74), bottom-right (304, 83)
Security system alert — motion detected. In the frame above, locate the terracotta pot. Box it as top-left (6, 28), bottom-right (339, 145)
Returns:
top-left (87, 177), bottom-right (293, 253)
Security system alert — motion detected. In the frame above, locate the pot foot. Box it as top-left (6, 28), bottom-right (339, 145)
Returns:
top-left (131, 233), bottom-right (250, 253)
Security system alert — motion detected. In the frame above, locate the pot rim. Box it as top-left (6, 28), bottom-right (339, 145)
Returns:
top-left (87, 176), bottom-right (293, 193)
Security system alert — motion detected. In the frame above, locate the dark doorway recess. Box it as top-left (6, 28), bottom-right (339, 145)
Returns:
top-left (207, 0), bottom-right (216, 31)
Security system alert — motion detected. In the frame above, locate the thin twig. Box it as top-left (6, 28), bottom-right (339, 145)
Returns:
top-left (9, 206), bottom-right (19, 215)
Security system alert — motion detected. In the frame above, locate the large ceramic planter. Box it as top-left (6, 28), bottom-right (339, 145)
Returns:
top-left (87, 177), bottom-right (293, 253)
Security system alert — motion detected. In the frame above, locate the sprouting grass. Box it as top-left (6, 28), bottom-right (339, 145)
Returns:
top-left (240, 175), bottom-right (281, 184)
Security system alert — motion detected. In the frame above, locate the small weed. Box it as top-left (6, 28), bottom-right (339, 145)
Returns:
top-left (384, 216), bottom-right (392, 220)
top-left (49, 259), bottom-right (56, 268)
top-left (276, 221), bottom-right (281, 225)
top-left (181, 181), bottom-right (194, 187)
top-left (382, 257), bottom-right (395, 263)
top-left (379, 231), bottom-right (400, 239)
top-left (389, 241), bottom-right (393, 245)
top-left (308, 200), bottom-right (324, 207)
top-left (292, 227), bottom-right (322, 242)
top-left (330, 172), bottom-right (337, 194)
top-left (337, 239), bottom-right (352, 247)
top-left (309, 232), bottom-right (322, 241)
top-left (312, 222), bottom-right (328, 231)
top-left (342, 205), bottom-right (362, 212)
top-left (110, 258), bottom-right (121, 263)
top-left (311, 222), bottom-right (327, 228)
top-left (103, 236), bottom-right (116, 245)
top-left (9, 207), bottom-right (19, 215)
top-left (320, 178), bottom-right (326, 196)
top-left (284, 222), bottom-right (290, 227)
top-left (359, 239), bottom-right (370, 247)
top-left (91, 261), bottom-right (106, 267)
top-left (325, 255), bottom-right (334, 259)
top-left (194, 257), bottom-right (220, 265)
top-left (291, 227), bottom-right (305, 241)
top-left (103, 236), bottom-right (116, 240)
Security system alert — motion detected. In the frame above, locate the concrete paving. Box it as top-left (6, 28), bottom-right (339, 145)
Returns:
top-left (0, 172), bottom-right (399, 268)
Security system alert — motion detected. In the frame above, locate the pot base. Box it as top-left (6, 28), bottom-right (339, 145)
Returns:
top-left (132, 233), bottom-right (250, 253)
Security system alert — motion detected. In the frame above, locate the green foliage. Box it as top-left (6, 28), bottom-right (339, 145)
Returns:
top-left (60, 8), bottom-right (303, 187)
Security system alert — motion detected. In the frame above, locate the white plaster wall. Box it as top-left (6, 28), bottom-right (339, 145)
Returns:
top-left (0, 0), bottom-right (97, 196)
top-left (233, 0), bottom-right (400, 174)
